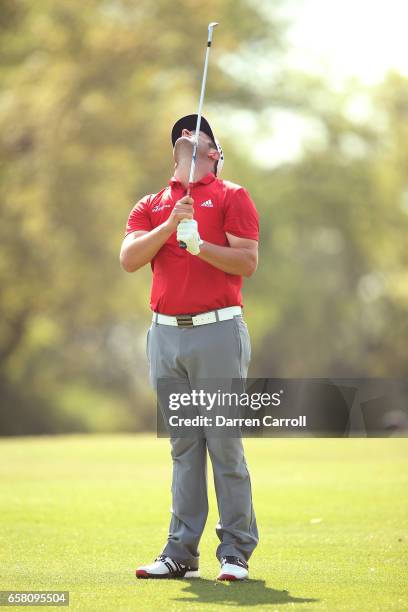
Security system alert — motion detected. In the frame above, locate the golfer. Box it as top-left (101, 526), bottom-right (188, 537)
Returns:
top-left (120, 115), bottom-right (259, 581)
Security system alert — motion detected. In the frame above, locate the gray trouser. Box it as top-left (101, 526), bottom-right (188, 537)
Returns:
top-left (146, 314), bottom-right (259, 569)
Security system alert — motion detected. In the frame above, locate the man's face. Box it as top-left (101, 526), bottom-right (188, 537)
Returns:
top-left (179, 128), bottom-right (216, 150)
top-left (173, 129), bottom-right (219, 168)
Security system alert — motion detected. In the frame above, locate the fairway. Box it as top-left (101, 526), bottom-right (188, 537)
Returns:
top-left (0, 435), bottom-right (407, 611)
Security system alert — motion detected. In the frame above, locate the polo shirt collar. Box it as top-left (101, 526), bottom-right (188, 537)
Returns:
top-left (169, 172), bottom-right (216, 187)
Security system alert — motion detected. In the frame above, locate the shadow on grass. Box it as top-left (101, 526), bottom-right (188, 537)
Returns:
top-left (172, 578), bottom-right (318, 607)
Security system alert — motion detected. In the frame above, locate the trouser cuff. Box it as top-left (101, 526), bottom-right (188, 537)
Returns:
top-left (161, 543), bottom-right (200, 570)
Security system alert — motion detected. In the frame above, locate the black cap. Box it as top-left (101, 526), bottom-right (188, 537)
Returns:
top-left (171, 114), bottom-right (216, 147)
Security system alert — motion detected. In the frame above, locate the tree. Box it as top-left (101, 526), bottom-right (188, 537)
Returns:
top-left (0, 0), bottom-right (287, 433)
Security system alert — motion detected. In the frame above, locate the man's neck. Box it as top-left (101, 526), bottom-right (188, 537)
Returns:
top-left (174, 159), bottom-right (212, 189)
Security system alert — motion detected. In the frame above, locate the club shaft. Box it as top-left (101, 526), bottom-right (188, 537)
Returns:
top-left (180, 23), bottom-right (218, 249)
top-left (187, 44), bottom-right (212, 192)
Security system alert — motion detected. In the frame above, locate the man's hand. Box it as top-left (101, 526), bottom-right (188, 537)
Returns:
top-left (176, 219), bottom-right (203, 255)
top-left (165, 196), bottom-right (194, 232)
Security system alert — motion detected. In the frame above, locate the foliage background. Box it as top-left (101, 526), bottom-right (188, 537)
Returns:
top-left (1, 0), bottom-right (407, 434)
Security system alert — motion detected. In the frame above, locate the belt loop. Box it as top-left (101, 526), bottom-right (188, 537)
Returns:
top-left (215, 309), bottom-right (220, 322)
top-left (153, 312), bottom-right (158, 325)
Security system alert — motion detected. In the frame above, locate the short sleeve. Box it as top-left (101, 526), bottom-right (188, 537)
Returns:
top-left (124, 195), bottom-right (153, 236)
top-left (223, 187), bottom-right (259, 240)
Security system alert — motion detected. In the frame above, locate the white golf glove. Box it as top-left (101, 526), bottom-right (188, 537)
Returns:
top-left (177, 219), bottom-right (203, 255)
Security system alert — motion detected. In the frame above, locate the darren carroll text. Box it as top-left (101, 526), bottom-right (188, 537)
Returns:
top-left (168, 415), bottom-right (307, 427)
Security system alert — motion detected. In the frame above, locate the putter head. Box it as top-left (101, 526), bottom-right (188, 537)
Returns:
top-left (208, 22), bottom-right (219, 42)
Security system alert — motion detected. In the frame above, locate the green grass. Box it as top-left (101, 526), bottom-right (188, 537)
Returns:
top-left (0, 435), bottom-right (407, 611)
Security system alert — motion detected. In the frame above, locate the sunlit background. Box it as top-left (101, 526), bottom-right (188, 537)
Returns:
top-left (1, 0), bottom-right (407, 434)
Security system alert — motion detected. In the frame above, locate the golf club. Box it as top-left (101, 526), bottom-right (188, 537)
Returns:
top-left (179, 21), bottom-right (219, 249)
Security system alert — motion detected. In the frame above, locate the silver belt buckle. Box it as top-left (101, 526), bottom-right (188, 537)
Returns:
top-left (176, 314), bottom-right (194, 328)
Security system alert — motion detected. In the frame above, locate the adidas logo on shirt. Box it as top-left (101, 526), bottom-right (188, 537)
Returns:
top-left (201, 199), bottom-right (214, 208)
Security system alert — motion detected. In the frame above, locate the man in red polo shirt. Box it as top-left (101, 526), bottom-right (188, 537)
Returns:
top-left (120, 114), bottom-right (259, 581)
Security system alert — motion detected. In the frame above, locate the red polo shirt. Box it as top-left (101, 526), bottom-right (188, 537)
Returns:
top-left (124, 172), bottom-right (259, 315)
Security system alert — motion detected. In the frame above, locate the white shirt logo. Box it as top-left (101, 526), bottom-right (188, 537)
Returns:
top-left (152, 204), bottom-right (171, 213)
top-left (201, 199), bottom-right (214, 208)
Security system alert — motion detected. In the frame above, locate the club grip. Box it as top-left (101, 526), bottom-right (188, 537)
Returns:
top-left (178, 187), bottom-right (191, 249)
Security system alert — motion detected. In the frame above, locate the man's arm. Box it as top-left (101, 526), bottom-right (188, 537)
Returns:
top-left (120, 196), bottom-right (195, 273)
top-left (119, 225), bottom-right (172, 272)
top-left (197, 233), bottom-right (258, 277)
